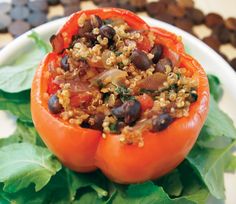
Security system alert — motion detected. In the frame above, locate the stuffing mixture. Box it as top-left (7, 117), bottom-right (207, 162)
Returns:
top-left (47, 14), bottom-right (198, 147)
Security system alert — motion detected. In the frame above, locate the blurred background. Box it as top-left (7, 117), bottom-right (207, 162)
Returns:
top-left (0, 0), bottom-right (236, 70)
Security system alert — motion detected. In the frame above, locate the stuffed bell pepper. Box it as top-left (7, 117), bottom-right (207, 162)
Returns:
top-left (31, 8), bottom-right (209, 183)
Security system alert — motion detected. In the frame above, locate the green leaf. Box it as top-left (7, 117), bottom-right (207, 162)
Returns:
top-left (198, 96), bottom-right (236, 143)
top-left (74, 189), bottom-right (104, 204)
top-left (112, 181), bottom-right (196, 204)
top-left (0, 183), bottom-right (48, 204)
top-left (158, 170), bottom-right (183, 197)
top-left (225, 154), bottom-right (236, 173)
top-left (0, 90), bottom-right (32, 123)
top-left (28, 31), bottom-right (51, 53)
top-left (0, 49), bottom-right (44, 93)
top-left (0, 143), bottom-right (61, 193)
top-left (207, 75), bottom-right (223, 102)
top-left (0, 120), bottom-right (38, 148)
top-left (0, 169), bottom-right (110, 204)
top-left (0, 32), bottom-right (50, 93)
top-left (186, 141), bottom-right (236, 199)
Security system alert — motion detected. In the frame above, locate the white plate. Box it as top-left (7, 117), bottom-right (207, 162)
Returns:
top-left (0, 16), bottom-right (235, 204)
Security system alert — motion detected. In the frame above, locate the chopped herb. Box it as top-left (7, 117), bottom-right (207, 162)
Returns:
top-left (117, 62), bottom-right (125, 69)
top-left (170, 84), bottom-right (178, 91)
top-left (97, 80), bottom-right (104, 89)
top-left (115, 51), bottom-right (122, 56)
top-left (115, 85), bottom-right (135, 102)
top-left (176, 73), bottom-right (181, 80)
top-left (109, 44), bottom-right (116, 52)
top-left (109, 123), bottom-right (118, 133)
top-left (102, 92), bottom-right (110, 102)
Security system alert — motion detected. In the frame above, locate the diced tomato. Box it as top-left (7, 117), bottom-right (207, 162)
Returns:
top-left (137, 94), bottom-right (154, 112)
top-left (47, 77), bottom-right (60, 94)
top-left (70, 92), bottom-right (93, 107)
top-left (136, 34), bottom-right (152, 52)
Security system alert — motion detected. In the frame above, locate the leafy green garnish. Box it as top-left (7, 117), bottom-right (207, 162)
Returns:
top-left (198, 96), bottom-right (236, 143)
top-left (0, 32), bottom-right (235, 203)
top-left (207, 75), bottom-right (223, 102)
top-left (225, 155), bottom-right (236, 173)
top-left (187, 141), bottom-right (236, 199)
top-left (117, 62), bottom-right (124, 69)
top-left (115, 85), bottom-right (135, 102)
top-left (109, 123), bottom-right (119, 133)
top-left (0, 32), bottom-right (51, 93)
top-left (0, 120), bottom-right (39, 148)
top-left (0, 90), bottom-right (32, 123)
top-left (0, 143), bottom-right (61, 193)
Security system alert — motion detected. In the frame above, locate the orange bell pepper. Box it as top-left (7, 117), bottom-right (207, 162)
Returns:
top-left (31, 8), bottom-right (209, 183)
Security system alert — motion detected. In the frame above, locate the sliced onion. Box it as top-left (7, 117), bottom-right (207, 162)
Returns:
top-left (92, 69), bottom-right (128, 86)
top-left (136, 72), bottom-right (167, 91)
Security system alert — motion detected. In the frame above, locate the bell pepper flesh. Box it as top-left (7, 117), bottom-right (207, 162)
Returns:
top-left (31, 8), bottom-right (209, 183)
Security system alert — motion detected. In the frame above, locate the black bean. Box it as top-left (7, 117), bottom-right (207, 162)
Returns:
top-left (151, 44), bottom-right (163, 64)
top-left (84, 32), bottom-right (97, 45)
top-left (99, 25), bottom-right (116, 40)
top-left (61, 55), bottom-right (70, 71)
top-left (48, 94), bottom-right (63, 114)
top-left (112, 100), bottom-right (141, 125)
top-left (123, 100), bottom-right (141, 125)
top-left (78, 20), bottom-right (93, 37)
top-left (91, 15), bottom-right (103, 28)
top-left (189, 91), bottom-right (198, 102)
top-left (155, 58), bottom-right (172, 73)
top-left (130, 49), bottom-right (152, 70)
top-left (152, 113), bottom-right (173, 132)
top-left (112, 105), bottom-right (125, 119)
top-left (90, 113), bottom-right (105, 131)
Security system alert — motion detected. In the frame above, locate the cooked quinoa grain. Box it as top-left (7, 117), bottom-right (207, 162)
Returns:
top-left (47, 15), bottom-right (199, 147)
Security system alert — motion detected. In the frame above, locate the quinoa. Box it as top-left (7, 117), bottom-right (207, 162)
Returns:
top-left (47, 14), bottom-right (199, 147)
